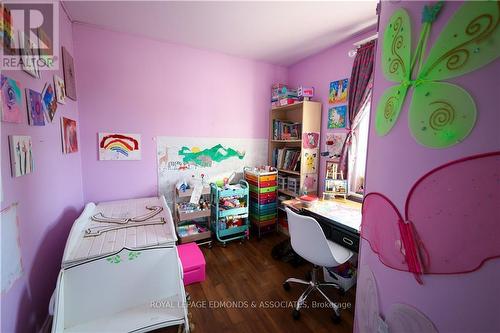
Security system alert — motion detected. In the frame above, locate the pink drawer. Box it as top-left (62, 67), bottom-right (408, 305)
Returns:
top-left (178, 243), bottom-right (206, 286)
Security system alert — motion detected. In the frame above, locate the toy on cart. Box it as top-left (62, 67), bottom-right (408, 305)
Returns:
top-left (244, 166), bottom-right (278, 239)
top-left (210, 180), bottom-right (250, 246)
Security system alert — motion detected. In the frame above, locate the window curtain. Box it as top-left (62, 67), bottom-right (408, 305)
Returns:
top-left (338, 40), bottom-right (376, 177)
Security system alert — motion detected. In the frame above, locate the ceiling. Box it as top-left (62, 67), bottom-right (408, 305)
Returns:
top-left (63, 1), bottom-right (377, 66)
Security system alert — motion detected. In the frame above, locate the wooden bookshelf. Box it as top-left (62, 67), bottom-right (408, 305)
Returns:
top-left (269, 101), bottom-right (322, 196)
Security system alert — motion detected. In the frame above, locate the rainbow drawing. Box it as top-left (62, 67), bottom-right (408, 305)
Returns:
top-left (98, 133), bottom-right (141, 160)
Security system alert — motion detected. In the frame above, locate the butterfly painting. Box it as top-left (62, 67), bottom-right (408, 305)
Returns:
top-left (375, 1), bottom-right (500, 148)
top-left (361, 152), bottom-right (500, 284)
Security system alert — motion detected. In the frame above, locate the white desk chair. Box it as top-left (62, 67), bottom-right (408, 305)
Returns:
top-left (283, 208), bottom-right (353, 322)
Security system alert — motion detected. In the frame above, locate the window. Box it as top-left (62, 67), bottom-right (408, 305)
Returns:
top-left (348, 96), bottom-right (371, 197)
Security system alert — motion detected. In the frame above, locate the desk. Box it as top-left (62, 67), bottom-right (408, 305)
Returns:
top-left (282, 198), bottom-right (362, 253)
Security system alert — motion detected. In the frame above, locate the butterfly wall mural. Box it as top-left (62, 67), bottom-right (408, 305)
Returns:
top-left (361, 152), bottom-right (500, 284)
top-left (375, 1), bottom-right (500, 148)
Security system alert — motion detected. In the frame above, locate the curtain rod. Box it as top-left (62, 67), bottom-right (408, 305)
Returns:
top-left (353, 34), bottom-right (378, 48)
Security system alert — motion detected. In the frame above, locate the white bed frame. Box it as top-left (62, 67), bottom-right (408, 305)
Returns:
top-left (51, 196), bottom-right (189, 332)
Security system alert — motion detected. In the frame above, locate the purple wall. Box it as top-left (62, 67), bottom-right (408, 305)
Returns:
top-left (287, 29), bottom-right (376, 194)
top-left (72, 24), bottom-right (287, 203)
top-left (357, 1), bottom-right (500, 332)
top-left (0, 5), bottom-right (84, 332)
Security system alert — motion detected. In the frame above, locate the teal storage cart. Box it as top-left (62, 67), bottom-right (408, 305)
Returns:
top-left (210, 180), bottom-right (250, 246)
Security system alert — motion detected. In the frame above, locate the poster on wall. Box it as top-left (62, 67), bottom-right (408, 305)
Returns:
top-left (303, 149), bottom-right (318, 173)
top-left (61, 117), bottom-right (78, 153)
top-left (53, 75), bottom-right (66, 104)
top-left (1, 75), bottom-right (23, 123)
top-left (328, 105), bottom-right (347, 129)
top-left (302, 132), bottom-right (319, 149)
top-left (157, 136), bottom-right (267, 203)
top-left (9, 135), bottom-right (34, 177)
top-left (325, 132), bottom-right (347, 159)
top-left (99, 133), bottom-right (142, 160)
top-left (329, 78), bottom-right (348, 105)
top-left (1, 204), bottom-right (24, 293)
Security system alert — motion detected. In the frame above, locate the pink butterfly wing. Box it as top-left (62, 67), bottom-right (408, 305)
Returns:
top-left (362, 193), bottom-right (407, 271)
top-left (405, 152), bottom-right (500, 274)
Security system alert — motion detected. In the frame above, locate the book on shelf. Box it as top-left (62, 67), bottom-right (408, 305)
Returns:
top-left (272, 120), bottom-right (302, 140)
top-left (272, 147), bottom-right (301, 172)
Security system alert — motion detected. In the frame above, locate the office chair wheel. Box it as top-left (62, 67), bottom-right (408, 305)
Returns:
top-left (332, 311), bottom-right (341, 324)
top-left (292, 309), bottom-right (301, 320)
top-left (283, 282), bottom-right (291, 291)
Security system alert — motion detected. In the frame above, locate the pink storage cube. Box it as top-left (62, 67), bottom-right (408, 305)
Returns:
top-left (177, 243), bottom-right (206, 286)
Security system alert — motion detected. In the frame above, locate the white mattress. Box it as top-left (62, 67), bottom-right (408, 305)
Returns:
top-left (62, 196), bottom-right (177, 268)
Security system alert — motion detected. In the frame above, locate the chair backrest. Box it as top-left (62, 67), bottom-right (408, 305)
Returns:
top-left (286, 208), bottom-right (347, 267)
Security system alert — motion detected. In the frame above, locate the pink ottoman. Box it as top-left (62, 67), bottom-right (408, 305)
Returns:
top-left (177, 243), bottom-right (206, 286)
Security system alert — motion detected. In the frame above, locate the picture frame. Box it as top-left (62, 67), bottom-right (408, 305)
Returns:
top-left (19, 32), bottom-right (39, 78)
top-left (62, 46), bottom-right (77, 100)
top-left (326, 161), bottom-right (341, 179)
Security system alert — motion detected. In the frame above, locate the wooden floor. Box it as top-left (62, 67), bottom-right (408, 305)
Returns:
top-left (158, 233), bottom-right (356, 333)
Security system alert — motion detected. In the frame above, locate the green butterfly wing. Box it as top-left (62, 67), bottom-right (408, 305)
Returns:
top-left (419, 1), bottom-right (500, 81)
top-left (375, 84), bottom-right (410, 136)
top-left (376, 8), bottom-right (412, 136)
top-left (382, 8), bottom-right (412, 82)
top-left (409, 82), bottom-right (476, 148)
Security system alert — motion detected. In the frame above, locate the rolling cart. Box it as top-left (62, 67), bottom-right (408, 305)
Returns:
top-left (244, 167), bottom-right (278, 239)
top-left (210, 180), bottom-right (250, 246)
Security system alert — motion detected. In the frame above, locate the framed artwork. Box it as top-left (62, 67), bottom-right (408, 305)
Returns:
top-left (41, 83), bottom-right (57, 122)
top-left (325, 132), bottom-right (347, 159)
top-left (62, 46), bottom-right (77, 100)
top-left (303, 173), bottom-right (318, 192)
top-left (325, 179), bottom-right (347, 194)
top-left (61, 117), bottom-right (78, 153)
top-left (326, 161), bottom-right (340, 179)
top-left (328, 105), bottom-right (347, 129)
top-left (26, 88), bottom-right (45, 126)
top-left (328, 79), bottom-right (348, 105)
top-left (1, 75), bottom-right (23, 123)
top-left (99, 133), bottom-right (142, 160)
top-left (19, 32), bottom-right (39, 78)
top-left (302, 132), bottom-right (319, 149)
top-left (53, 75), bottom-right (66, 104)
top-left (9, 135), bottom-right (34, 177)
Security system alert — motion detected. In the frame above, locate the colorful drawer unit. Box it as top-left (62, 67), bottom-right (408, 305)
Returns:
top-left (244, 166), bottom-right (278, 239)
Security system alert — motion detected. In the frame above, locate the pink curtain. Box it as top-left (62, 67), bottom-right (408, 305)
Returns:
top-left (338, 40), bottom-right (376, 177)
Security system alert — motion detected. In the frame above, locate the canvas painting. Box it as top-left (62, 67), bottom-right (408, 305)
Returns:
top-left (328, 78), bottom-right (348, 105)
top-left (328, 105), bottom-right (347, 129)
top-left (62, 46), bottom-right (77, 100)
top-left (53, 75), bottom-right (66, 104)
top-left (41, 83), bottom-right (57, 122)
top-left (1, 204), bottom-right (24, 293)
top-left (1, 4), bottom-right (16, 55)
top-left (19, 32), bottom-right (39, 78)
top-left (325, 132), bottom-right (347, 159)
top-left (1, 75), bottom-right (23, 123)
top-left (61, 117), bottom-right (78, 153)
top-left (99, 133), bottom-right (142, 160)
top-left (26, 89), bottom-right (45, 126)
top-left (9, 136), bottom-right (33, 177)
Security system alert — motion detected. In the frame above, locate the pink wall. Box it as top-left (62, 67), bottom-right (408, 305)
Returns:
top-left (287, 28), bottom-right (376, 194)
top-left (72, 24), bottom-right (287, 203)
top-left (0, 5), bottom-right (84, 332)
top-left (357, 1), bottom-right (500, 332)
